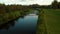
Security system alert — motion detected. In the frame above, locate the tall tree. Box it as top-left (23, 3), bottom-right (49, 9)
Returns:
top-left (52, 0), bottom-right (58, 8)
top-left (0, 4), bottom-right (6, 15)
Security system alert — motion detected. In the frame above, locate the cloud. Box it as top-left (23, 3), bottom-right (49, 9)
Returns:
top-left (0, 0), bottom-right (58, 5)
top-left (57, 0), bottom-right (60, 2)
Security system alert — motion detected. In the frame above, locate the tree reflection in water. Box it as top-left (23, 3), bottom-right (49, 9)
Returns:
top-left (0, 21), bottom-right (15, 31)
top-left (0, 13), bottom-right (26, 31)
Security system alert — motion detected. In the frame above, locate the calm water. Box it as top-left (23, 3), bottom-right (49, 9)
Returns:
top-left (0, 10), bottom-right (38, 34)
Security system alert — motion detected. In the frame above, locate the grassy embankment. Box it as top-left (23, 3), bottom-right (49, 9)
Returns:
top-left (36, 9), bottom-right (60, 34)
top-left (0, 11), bottom-right (22, 24)
top-left (0, 9), bottom-right (34, 24)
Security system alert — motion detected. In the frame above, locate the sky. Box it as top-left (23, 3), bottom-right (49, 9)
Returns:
top-left (0, 0), bottom-right (60, 5)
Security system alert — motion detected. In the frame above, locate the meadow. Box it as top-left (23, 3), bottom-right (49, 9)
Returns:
top-left (36, 9), bottom-right (60, 34)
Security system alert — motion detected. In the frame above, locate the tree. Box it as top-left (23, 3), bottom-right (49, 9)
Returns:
top-left (0, 4), bottom-right (6, 15)
top-left (58, 2), bottom-right (60, 8)
top-left (52, 0), bottom-right (58, 8)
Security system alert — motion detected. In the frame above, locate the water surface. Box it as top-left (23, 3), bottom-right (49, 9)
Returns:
top-left (0, 10), bottom-right (38, 34)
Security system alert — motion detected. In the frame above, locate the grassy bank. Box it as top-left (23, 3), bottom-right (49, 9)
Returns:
top-left (36, 9), bottom-right (47, 34)
top-left (0, 9), bottom-right (34, 24)
top-left (36, 9), bottom-right (60, 34)
top-left (0, 11), bottom-right (22, 24)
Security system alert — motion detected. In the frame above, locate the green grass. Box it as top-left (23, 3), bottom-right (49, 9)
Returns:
top-left (36, 9), bottom-right (47, 34)
top-left (37, 9), bottom-right (60, 34)
top-left (43, 9), bottom-right (60, 34)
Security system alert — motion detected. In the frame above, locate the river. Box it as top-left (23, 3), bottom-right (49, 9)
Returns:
top-left (0, 10), bottom-right (39, 34)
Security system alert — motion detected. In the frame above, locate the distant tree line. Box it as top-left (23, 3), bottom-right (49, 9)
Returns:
top-left (0, 0), bottom-right (60, 14)
top-left (0, 4), bottom-right (33, 23)
top-left (51, 0), bottom-right (60, 8)
top-left (0, 4), bottom-right (32, 15)
top-left (29, 0), bottom-right (60, 9)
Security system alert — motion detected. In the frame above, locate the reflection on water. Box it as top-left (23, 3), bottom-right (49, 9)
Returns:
top-left (0, 10), bottom-right (39, 34)
top-left (0, 21), bottom-right (15, 31)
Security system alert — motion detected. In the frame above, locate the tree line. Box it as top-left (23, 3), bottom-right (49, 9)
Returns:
top-left (0, 0), bottom-right (60, 14)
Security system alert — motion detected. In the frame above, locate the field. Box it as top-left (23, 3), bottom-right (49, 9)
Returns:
top-left (36, 9), bottom-right (60, 34)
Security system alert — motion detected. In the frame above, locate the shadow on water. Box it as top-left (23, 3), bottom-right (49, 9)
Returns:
top-left (0, 15), bottom-right (25, 30)
top-left (0, 21), bottom-right (15, 31)
top-left (0, 9), bottom-right (39, 34)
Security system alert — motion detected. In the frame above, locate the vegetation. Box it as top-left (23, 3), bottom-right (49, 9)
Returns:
top-left (36, 9), bottom-right (47, 34)
top-left (36, 9), bottom-right (60, 34)
top-left (0, 0), bottom-right (60, 34)
top-left (0, 4), bottom-right (33, 24)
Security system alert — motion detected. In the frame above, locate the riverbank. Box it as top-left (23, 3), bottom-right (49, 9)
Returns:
top-left (36, 9), bottom-right (60, 34)
top-left (0, 11), bottom-right (22, 24)
top-left (36, 9), bottom-right (47, 34)
top-left (0, 9), bottom-right (35, 24)
top-left (0, 9), bottom-right (39, 34)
